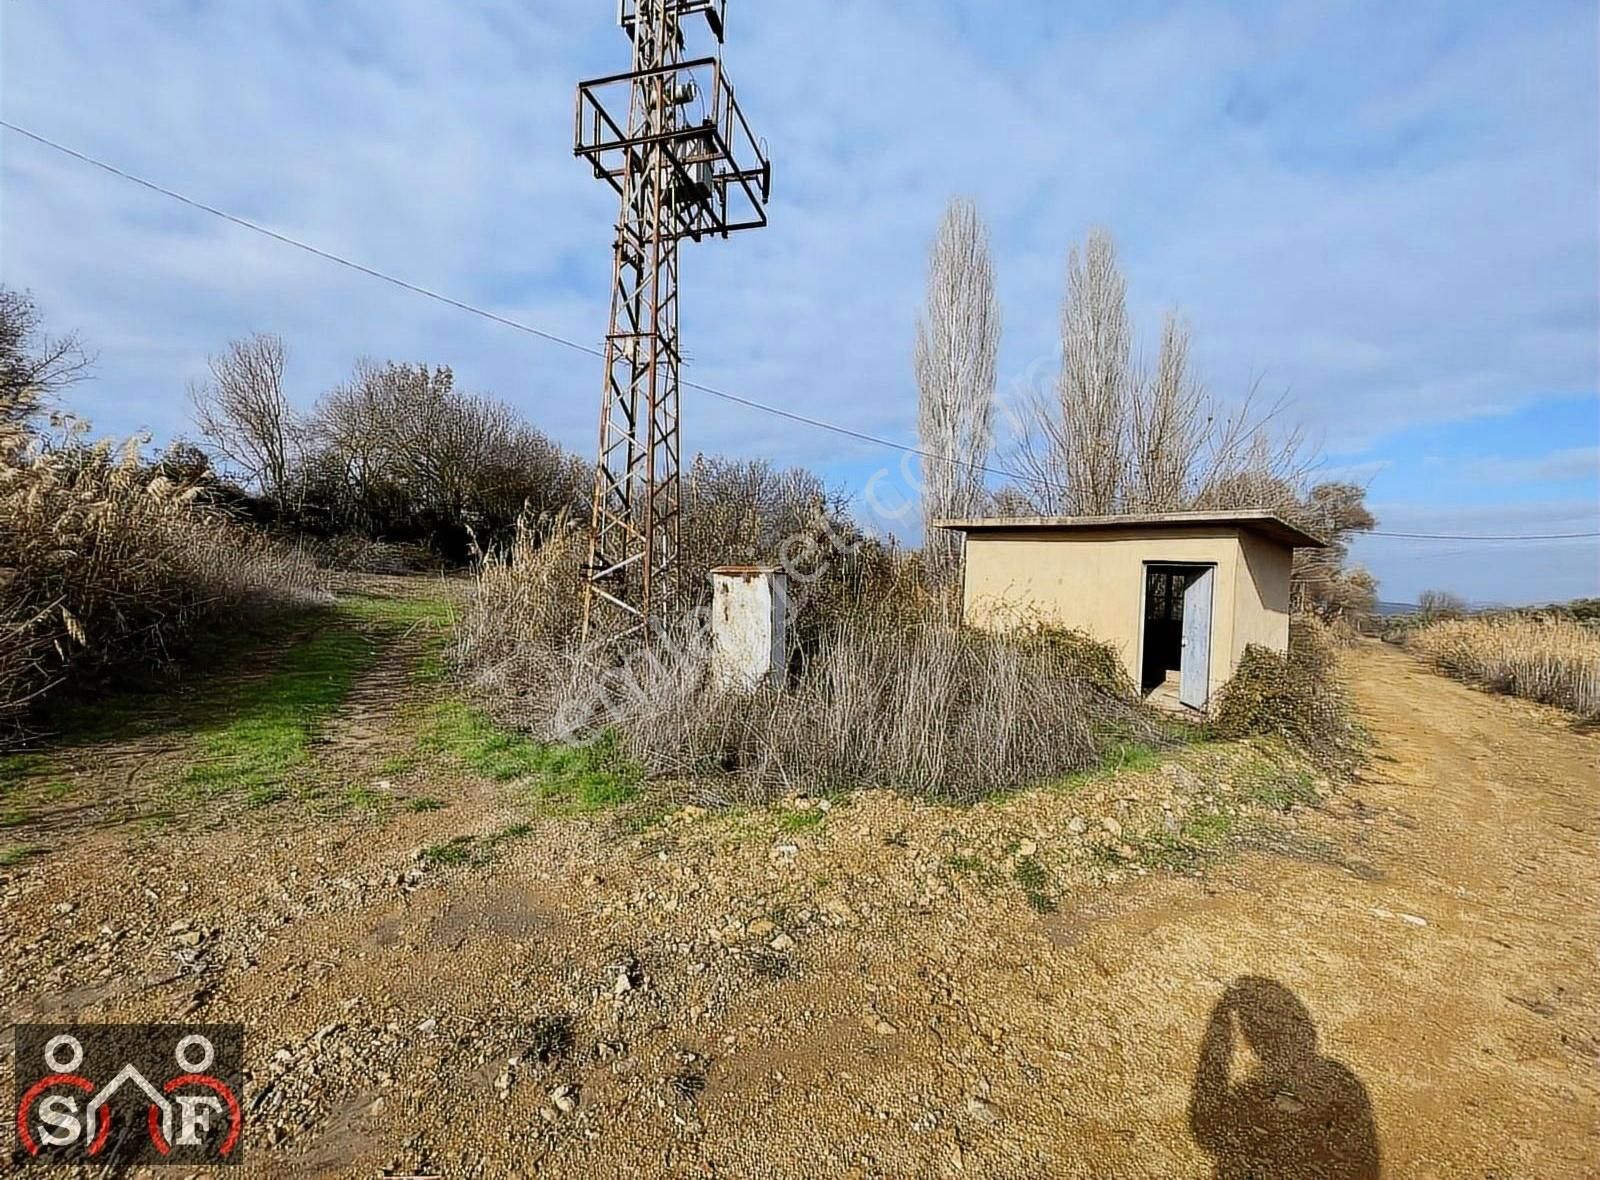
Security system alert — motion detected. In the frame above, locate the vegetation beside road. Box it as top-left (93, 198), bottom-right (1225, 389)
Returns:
top-left (1405, 614), bottom-right (1600, 719)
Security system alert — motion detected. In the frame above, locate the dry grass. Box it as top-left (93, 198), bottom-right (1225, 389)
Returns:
top-left (1, 422), bottom-right (325, 734)
top-left (1407, 616), bottom-right (1600, 718)
top-left (455, 519), bottom-right (1153, 805)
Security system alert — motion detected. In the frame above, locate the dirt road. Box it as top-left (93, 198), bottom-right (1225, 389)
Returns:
top-left (2, 607), bottom-right (1596, 1177)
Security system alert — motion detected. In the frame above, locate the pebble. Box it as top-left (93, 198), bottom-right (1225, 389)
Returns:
top-left (1016, 840), bottom-right (1038, 858)
top-left (768, 933), bottom-right (795, 952)
top-left (965, 1096), bottom-right (1000, 1124)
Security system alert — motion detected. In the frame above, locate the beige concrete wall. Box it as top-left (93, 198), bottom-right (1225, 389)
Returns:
top-left (960, 525), bottom-right (1291, 703)
top-left (1232, 529), bottom-right (1293, 664)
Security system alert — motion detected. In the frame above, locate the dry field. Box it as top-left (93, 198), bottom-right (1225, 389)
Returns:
top-left (1406, 614), bottom-right (1600, 718)
top-left (1, 582), bottom-right (1596, 1177)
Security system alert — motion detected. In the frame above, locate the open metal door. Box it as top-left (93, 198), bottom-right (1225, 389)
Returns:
top-left (1180, 567), bottom-right (1215, 709)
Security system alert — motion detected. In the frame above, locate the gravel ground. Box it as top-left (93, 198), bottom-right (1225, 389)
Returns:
top-left (2, 635), bottom-right (1595, 1178)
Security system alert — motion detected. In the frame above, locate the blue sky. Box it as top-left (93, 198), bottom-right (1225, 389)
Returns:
top-left (1, 0), bottom-right (1596, 604)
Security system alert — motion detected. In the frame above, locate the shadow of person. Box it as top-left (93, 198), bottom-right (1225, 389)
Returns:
top-left (1189, 976), bottom-right (1381, 1180)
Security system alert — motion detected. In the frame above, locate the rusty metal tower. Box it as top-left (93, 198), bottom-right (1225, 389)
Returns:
top-left (574, 0), bottom-right (771, 642)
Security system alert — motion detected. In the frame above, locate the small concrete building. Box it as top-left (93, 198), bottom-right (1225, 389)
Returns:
top-left (935, 510), bottom-right (1326, 711)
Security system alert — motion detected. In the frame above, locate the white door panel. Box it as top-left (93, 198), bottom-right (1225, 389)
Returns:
top-left (1180, 567), bottom-right (1214, 709)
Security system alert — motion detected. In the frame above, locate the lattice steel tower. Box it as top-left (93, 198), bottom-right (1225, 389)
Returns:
top-left (574, 0), bottom-right (771, 641)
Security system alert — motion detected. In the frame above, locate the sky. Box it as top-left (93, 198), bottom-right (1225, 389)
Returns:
top-left (1, 0), bottom-right (1596, 605)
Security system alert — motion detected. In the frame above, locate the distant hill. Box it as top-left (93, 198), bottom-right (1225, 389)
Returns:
top-left (1375, 601), bottom-right (1419, 617)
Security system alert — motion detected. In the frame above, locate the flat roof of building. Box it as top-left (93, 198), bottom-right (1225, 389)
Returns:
top-left (934, 509), bottom-right (1328, 549)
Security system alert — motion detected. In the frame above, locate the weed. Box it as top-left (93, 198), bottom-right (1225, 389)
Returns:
top-left (777, 809), bottom-right (824, 833)
top-left (0, 844), bottom-right (40, 867)
top-left (1235, 759), bottom-right (1319, 813)
top-left (946, 852), bottom-right (984, 874)
top-left (377, 755), bottom-right (418, 778)
top-left (1099, 741), bottom-right (1160, 774)
top-left (419, 837), bottom-right (475, 867)
top-left (1136, 811), bottom-right (1240, 872)
top-left (524, 1014), bottom-right (576, 1067)
top-left (343, 784), bottom-right (387, 812)
top-left (1014, 856), bottom-right (1056, 913)
top-left (405, 796), bottom-right (445, 813)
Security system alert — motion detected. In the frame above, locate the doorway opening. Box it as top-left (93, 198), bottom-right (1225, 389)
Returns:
top-left (1141, 563), bottom-right (1216, 708)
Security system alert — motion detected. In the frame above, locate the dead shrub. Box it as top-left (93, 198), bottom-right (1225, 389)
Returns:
top-left (1406, 616), bottom-right (1600, 718)
top-left (0, 423), bottom-right (324, 736)
top-left (455, 526), bottom-right (1152, 804)
top-left (1210, 617), bottom-right (1360, 763)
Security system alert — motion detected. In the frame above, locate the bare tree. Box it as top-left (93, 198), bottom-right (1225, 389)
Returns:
top-left (0, 288), bottom-right (91, 429)
top-left (1417, 588), bottom-right (1467, 620)
top-left (1127, 313), bottom-right (1204, 511)
top-left (188, 333), bottom-right (299, 508)
top-left (915, 198), bottom-right (1000, 569)
top-left (1011, 229), bottom-right (1131, 514)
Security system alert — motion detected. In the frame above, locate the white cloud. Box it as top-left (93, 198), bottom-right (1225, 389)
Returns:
top-left (1465, 445), bottom-right (1600, 485)
top-left (1, 0), bottom-right (1595, 601)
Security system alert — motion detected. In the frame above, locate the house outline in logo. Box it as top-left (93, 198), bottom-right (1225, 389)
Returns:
top-left (85, 1063), bottom-right (175, 1155)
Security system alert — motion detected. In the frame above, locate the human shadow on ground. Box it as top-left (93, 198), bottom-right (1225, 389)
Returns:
top-left (1189, 976), bottom-right (1381, 1180)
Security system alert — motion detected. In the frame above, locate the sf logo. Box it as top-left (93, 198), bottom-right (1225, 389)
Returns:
top-left (16, 1031), bottom-right (242, 1160)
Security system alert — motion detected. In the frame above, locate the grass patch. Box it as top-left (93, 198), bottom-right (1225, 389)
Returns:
top-left (777, 809), bottom-right (824, 834)
top-left (418, 822), bottom-right (535, 869)
top-left (419, 836), bottom-right (475, 867)
top-left (1013, 855), bottom-right (1056, 913)
top-left (377, 755), bottom-right (418, 778)
top-left (1099, 741), bottom-right (1160, 774)
top-left (1235, 759), bottom-right (1319, 813)
top-left (342, 783), bottom-right (388, 813)
top-left (1135, 811), bottom-right (1242, 872)
top-left (0, 844), bottom-right (40, 867)
top-left (421, 699), bottom-right (638, 813)
top-left (176, 623), bottom-right (378, 802)
top-left (1051, 740), bottom-right (1163, 794)
top-left (405, 795), bottom-right (445, 813)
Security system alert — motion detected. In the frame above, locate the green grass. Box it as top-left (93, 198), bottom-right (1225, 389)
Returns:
top-left (1013, 855), bottom-right (1056, 913)
top-left (946, 852), bottom-right (984, 874)
top-left (1134, 811), bottom-right (1242, 872)
top-left (421, 699), bottom-right (638, 813)
top-left (405, 795), bottom-right (445, 813)
top-left (176, 624), bottom-right (378, 801)
top-left (0, 844), bottom-right (40, 867)
top-left (777, 809), bottom-right (824, 833)
top-left (417, 821), bottom-right (535, 869)
top-left (1050, 740), bottom-right (1163, 795)
top-left (342, 783), bottom-right (388, 813)
top-left (419, 836), bottom-right (475, 867)
top-left (1234, 757), bottom-right (1320, 813)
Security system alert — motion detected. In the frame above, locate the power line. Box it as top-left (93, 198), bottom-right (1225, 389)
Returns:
top-left (1359, 529), bottom-right (1599, 542)
top-left (0, 119), bottom-right (997, 480)
top-left (4, 119), bottom-right (1595, 547)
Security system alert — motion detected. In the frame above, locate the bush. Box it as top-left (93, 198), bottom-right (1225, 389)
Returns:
top-left (1210, 617), bottom-right (1359, 762)
top-left (455, 521), bottom-right (1152, 804)
top-left (1406, 616), bottom-right (1600, 718)
top-left (0, 424), bottom-right (323, 736)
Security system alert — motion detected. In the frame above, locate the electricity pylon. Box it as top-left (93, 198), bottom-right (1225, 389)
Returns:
top-left (574, 0), bottom-right (771, 642)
